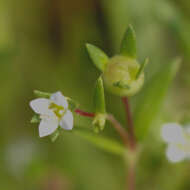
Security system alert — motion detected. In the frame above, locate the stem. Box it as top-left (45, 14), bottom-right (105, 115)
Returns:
top-left (122, 97), bottom-right (136, 149)
top-left (75, 109), bottom-right (129, 146)
top-left (75, 109), bottom-right (95, 118)
top-left (127, 160), bottom-right (136, 190)
top-left (122, 97), bottom-right (137, 190)
top-left (75, 108), bottom-right (136, 190)
top-left (106, 114), bottom-right (129, 147)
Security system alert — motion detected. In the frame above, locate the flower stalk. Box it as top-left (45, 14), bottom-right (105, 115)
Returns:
top-left (122, 97), bottom-right (137, 190)
top-left (122, 97), bottom-right (136, 150)
top-left (75, 109), bottom-right (129, 147)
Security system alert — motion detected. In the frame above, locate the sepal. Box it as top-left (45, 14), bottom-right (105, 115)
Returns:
top-left (120, 25), bottom-right (137, 58)
top-left (86, 43), bottom-right (109, 72)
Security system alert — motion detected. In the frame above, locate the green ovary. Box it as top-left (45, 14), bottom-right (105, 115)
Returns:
top-left (103, 55), bottom-right (144, 97)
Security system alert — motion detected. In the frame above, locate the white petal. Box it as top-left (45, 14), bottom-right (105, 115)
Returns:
top-left (60, 110), bottom-right (73, 130)
top-left (39, 117), bottom-right (58, 137)
top-left (166, 144), bottom-right (186, 163)
top-left (185, 126), bottom-right (190, 135)
top-left (30, 98), bottom-right (52, 115)
top-left (50, 91), bottom-right (68, 108)
top-left (161, 123), bottom-right (185, 143)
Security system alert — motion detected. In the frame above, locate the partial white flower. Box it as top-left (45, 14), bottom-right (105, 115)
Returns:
top-left (30, 91), bottom-right (73, 137)
top-left (161, 123), bottom-right (190, 163)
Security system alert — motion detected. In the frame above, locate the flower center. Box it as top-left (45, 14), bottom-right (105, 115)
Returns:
top-left (49, 103), bottom-right (66, 119)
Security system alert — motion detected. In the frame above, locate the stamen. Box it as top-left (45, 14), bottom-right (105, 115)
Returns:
top-left (49, 102), bottom-right (66, 119)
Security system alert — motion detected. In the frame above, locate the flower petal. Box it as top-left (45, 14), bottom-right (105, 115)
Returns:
top-left (50, 91), bottom-right (68, 108)
top-left (166, 144), bottom-right (186, 163)
top-left (39, 117), bottom-right (58, 137)
top-left (30, 98), bottom-right (52, 115)
top-left (60, 110), bottom-right (73, 130)
top-left (161, 123), bottom-right (185, 143)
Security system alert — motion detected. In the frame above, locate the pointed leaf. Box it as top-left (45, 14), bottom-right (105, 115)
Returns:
top-left (134, 58), bottom-right (181, 140)
top-left (73, 129), bottom-right (125, 156)
top-left (86, 43), bottom-right (109, 72)
top-left (120, 25), bottom-right (137, 58)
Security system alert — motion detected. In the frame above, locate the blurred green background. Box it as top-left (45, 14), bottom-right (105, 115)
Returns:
top-left (0, 0), bottom-right (190, 189)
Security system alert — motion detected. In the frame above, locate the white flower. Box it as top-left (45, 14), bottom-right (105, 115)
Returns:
top-left (161, 123), bottom-right (190, 163)
top-left (30, 91), bottom-right (73, 137)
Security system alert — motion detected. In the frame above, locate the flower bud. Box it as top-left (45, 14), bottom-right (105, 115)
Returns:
top-left (102, 55), bottom-right (144, 97)
top-left (93, 77), bottom-right (106, 132)
top-left (92, 113), bottom-right (107, 133)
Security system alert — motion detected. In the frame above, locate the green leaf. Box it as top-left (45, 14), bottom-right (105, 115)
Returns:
top-left (94, 76), bottom-right (106, 114)
top-left (86, 43), bottom-right (109, 72)
top-left (73, 128), bottom-right (125, 156)
top-left (31, 114), bottom-right (40, 123)
top-left (120, 24), bottom-right (137, 58)
top-left (136, 58), bottom-right (149, 79)
top-left (34, 90), bottom-right (51, 98)
top-left (134, 58), bottom-right (181, 140)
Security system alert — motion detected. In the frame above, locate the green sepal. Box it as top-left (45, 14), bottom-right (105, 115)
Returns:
top-left (50, 129), bottom-right (60, 142)
top-left (136, 58), bottom-right (149, 79)
top-left (120, 24), bottom-right (137, 58)
top-left (94, 76), bottom-right (106, 114)
top-left (31, 114), bottom-right (41, 123)
top-left (86, 43), bottom-right (109, 72)
top-left (34, 90), bottom-right (51, 98)
top-left (66, 97), bottom-right (79, 111)
top-left (92, 113), bottom-right (107, 132)
top-left (93, 77), bottom-right (106, 131)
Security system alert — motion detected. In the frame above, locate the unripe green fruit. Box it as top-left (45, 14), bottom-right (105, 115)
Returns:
top-left (103, 55), bottom-right (144, 97)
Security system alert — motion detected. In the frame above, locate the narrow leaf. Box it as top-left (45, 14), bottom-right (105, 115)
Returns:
top-left (73, 129), bottom-right (125, 156)
top-left (86, 43), bottom-right (109, 72)
top-left (134, 58), bottom-right (181, 140)
top-left (136, 58), bottom-right (149, 79)
top-left (120, 24), bottom-right (137, 58)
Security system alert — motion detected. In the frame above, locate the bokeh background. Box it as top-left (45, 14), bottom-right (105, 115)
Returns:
top-left (0, 0), bottom-right (190, 189)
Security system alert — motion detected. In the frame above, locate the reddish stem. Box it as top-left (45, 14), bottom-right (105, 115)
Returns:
top-left (122, 97), bottom-right (137, 190)
top-left (122, 97), bottom-right (136, 150)
top-left (127, 162), bottom-right (136, 190)
top-left (74, 109), bottom-right (129, 146)
top-left (75, 109), bottom-right (95, 118)
top-left (107, 114), bottom-right (129, 147)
